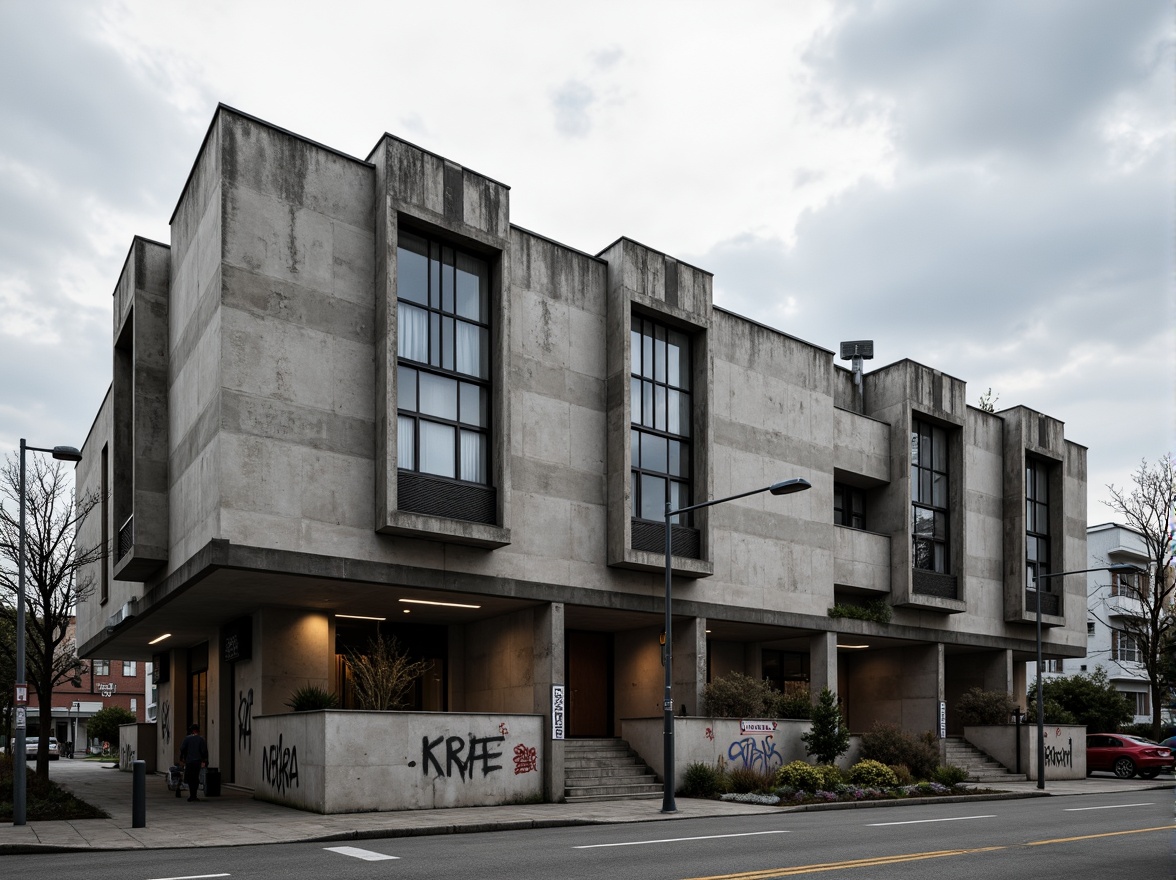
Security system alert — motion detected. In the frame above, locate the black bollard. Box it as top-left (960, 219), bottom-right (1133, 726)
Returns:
top-left (132, 760), bottom-right (146, 828)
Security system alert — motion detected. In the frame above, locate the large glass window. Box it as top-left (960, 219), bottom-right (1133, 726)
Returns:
top-left (1025, 459), bottom-right (1050, 590)
top-left (396, 231), bottom-right (491, 484)
top-left (631, 316), bottom-right (692, 524)
top-left (1112, 629), bottom-right (1141, 663)
top-left (911, 419), bottom-right (948, 572)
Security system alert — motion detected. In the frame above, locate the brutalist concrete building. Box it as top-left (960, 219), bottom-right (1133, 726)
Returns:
top-left (75, 106), bottom-right (1087, 801)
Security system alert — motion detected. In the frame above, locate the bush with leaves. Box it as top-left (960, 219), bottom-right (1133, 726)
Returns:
top-left (702, 672), bottom-right (780, 718)
top-left (347, 634), bottom-right (431, 710)
top-left (681, 761), bottom-right (725, 798)
top-left (285, 684), bottom-right (339, 711)
top-left (775, 760), bottom-right (823, 791)
top-left (860, 722), bottom-right (939, 781)
top-left (932, 764), bottom-right (969, 786)
top-left (86, 705), bottom-right (137, 748)
top-left (1029, 668), bottom-right (1133, 732)
top-left (775, 688), bottom-right (812, 720)
top-left (727, 765), bottom-right (777, 794)
top-left (848, 759), bottom-right (898, 788)
top-left (956, 688), bottom-right (1017, 725)
top-left (802, 688), bottom-right (851, 763)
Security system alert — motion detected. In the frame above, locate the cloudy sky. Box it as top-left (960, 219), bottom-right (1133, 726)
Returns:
top-left (1, 0), bottom-right (1171, 519)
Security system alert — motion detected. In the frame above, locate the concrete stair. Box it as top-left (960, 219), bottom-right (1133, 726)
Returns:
top-left (944, 736), bottom-right (1028, 782)
top-left (563, 738), bottom-right (663, 803)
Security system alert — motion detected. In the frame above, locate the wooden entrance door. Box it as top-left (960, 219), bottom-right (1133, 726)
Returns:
top-left (566, 630), bottom-right (612, 737)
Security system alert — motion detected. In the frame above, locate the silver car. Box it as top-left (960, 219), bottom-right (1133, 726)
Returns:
top-left (25, 736), bottom-right (60, 760)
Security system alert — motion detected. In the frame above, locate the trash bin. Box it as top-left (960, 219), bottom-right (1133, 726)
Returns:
top-left (204, 767), bottom-right (221, 797)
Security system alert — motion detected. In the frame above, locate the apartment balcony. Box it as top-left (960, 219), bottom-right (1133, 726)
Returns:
top-left (833, 526), bottom-right (890, 594)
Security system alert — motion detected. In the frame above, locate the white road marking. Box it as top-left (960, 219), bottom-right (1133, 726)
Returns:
top-left (324, 846), bottom-right (400, 861)
top-left (148, 875), bottom-right (231, 880)
top-left (574, 830), bottom-right (790, 849)
top-left (1064, 802), bottom-right (1155, 811)
top-left (867, 815), bottom-right (996, 827)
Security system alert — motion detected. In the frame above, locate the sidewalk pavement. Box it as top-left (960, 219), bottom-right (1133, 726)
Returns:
top-left (2, 758), bottom-right (1172, 854)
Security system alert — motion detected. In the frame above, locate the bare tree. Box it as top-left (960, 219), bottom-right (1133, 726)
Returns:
top-left (0, 456), bottom-right (103, 778)
top-left (1099, 455), bottom-right (1176, 740)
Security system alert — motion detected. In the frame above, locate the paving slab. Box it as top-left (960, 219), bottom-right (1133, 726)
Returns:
top-left (2, 757), bottom-right (1171, 854)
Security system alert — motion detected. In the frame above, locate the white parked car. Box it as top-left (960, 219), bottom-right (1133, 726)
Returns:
top-left (25, 736), bottom-right (60, 760)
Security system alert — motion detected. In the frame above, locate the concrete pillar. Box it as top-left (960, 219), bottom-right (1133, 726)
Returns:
top-left (673, 617), bottom-right (707, 718)
top-left (809, 631), bottom-right (838, 698)
top-left (532, 603), bottom-right (565, 802)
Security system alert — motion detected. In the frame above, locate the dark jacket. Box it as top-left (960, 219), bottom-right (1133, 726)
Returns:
top-left (179, 733), bottom-right (208, 765)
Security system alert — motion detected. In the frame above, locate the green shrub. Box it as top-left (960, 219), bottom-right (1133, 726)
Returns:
top-left (933, 764), bottom-right (969, 786)
top-left (848, 759), bottom-right (898, 788)
top-left (956, 688), bottom-right (1017, 726)
top-left (681, 762), bottom-right (724, 798)
top-left (86, 705), bottom-right (137, 748)
top-left (1119, 722), bottom-right (1157, 739)
top-left (727, 765), bottom-right (776, 794)
top-left (827, 599), bottom-right (892, 624)
top-left (775, 760), bottom-right (823, 792)
top-left (860, 722), bottom-right (939, 781)
top-left (890, 763), bottom-right (914, 786)
top-left (285, 683), bottom-right (339, 711)
top-left (815, 763), bottom-right (844, 790)
top-left (775, 689), bottom-right (812, 720)
top-left (703, 672), bottom-right (780, 718)
top-left (1029, 668), bottom-right (1133, 732)
top-left (802, 689), bottom-right (851, 764)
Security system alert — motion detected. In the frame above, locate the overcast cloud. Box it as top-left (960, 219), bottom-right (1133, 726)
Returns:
top-left (0, 0), bottom-right (1171, 518)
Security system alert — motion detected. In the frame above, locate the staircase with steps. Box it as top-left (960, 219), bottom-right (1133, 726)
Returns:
top-left (944, 736), bottom-right (1027, 782)
top-left (563, 738), bottom-right (663, 803)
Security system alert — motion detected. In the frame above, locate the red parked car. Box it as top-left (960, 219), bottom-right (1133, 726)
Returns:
top-left (1086, 733), bottom-right (1173, 779)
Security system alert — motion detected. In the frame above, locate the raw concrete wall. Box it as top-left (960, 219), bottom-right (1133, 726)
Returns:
top-left (844, 643), bottom-right (942, 734)
top-left (252, 711), bottom-right (543, 812)
top-left (463, 608), bottom-right (536, 713)
top-left (964, 724), bottom-right (1086, 780)
top-left (614, 627), bottom-right (663, 724)
top-left (118, 723), bottom-right (158, 773)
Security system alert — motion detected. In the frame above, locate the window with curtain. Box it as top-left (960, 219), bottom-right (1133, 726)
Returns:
top-left (911, 418), bottom-right (949, 573)
top-left (396, 230), bottom-right (490, 485)
top-left (630, 315), bottom-right (692, 524)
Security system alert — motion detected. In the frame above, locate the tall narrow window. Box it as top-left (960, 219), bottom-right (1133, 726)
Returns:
top-left (396, 231), bottom-right (490, 486)
top-left (834, 483), bottom-right (866, 529)
top-left (1025, 459), bottom-right (1050, 591)
top-left (631, 315), bottom-right (692, 524)
top-left (911, 419), bottom-right (948, 572)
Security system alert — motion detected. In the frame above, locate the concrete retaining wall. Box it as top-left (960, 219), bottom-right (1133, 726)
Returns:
top-left (251, 710), bottom-right (543, 813)
top-left (118, 722), bottom-right (158, 773)
top-left (964, 723), bottom-right (1086, 780)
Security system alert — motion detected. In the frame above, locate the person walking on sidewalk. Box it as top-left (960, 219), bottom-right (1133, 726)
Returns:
top-left (179, 723), bottom-right (208, 802)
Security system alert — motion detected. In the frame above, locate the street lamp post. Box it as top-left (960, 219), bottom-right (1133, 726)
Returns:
top-left (1029, 562), bottom-right (1143, 791)
top-left (13, 439), bottom-right (83, 826)
top-left (661, 477), bottom-right (811, 813)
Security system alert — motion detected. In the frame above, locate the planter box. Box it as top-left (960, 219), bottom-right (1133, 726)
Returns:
top-left (249, 710), bottom-right (544, 813)
top-left (964, 724), bottom-right (1086, 780)
top-left (621, 717), bottom-right (862, 783)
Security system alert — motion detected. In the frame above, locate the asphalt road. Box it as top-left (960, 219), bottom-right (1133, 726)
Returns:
top-left (4, 790), bottom-right (1172, 879)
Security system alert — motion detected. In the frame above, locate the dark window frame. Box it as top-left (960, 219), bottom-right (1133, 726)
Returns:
top-left (834, 482), bottom-right (866, 530)
top-left (396, 230), bottom-right (492, 487)
top-left (1026, 458), bottom-right (1051, 592)
top-left (630, 314), bottom-right (693, 526)
top-left (911, 418), bottom-right (949, 573)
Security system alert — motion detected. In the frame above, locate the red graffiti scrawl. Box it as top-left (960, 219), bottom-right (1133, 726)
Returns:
top-left (513, 743), bottom-right (538, 774)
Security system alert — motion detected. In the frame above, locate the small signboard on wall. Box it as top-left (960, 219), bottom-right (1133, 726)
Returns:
top-left (552, 685), bottom-right (565, 740)
top-left (740, 719), bottom-right (778, 735)
top-left (939, 701), bottom-right (946, 738)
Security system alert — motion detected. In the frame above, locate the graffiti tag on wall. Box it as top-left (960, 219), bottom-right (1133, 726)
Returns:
top-left (420, 733), bottom-right (505, 781)
top-left (237, 688), bottom-right (254, 754)
top-left (1045, 739), bottom-right (1073, 769)
top-left (120, 742), bottom-right (135, 770)
top-left (513, 744), bottom-right (537, 774)
top-left (160, 700), bottom-right (171, 745)
top-left (261, 733), bottom-right (299, 793)
top-left (727, 736), bottom-right (783, 773)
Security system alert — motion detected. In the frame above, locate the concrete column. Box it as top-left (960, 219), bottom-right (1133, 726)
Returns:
top-left (673, 617), bottom-right (707, 718)
top-left (809, 631), bottom-right (838, 697)
top-left (532, 603), bottom-right (565, 802)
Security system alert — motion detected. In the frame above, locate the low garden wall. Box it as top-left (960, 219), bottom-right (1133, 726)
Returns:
top-left (248, 710), bottom-right (544, 813)
top-left (964, 723), bottom-right (1086, 780)
top-left (621, 717), bottom-right (862, 783)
